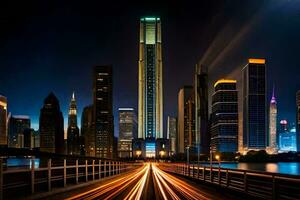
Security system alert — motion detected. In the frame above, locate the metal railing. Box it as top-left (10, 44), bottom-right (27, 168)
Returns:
top-left (158, 163), bottom-right (300, 200)
top-left (0, 158), bottom-right (140, 200)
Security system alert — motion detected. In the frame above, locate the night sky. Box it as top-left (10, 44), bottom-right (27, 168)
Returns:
top-left (1, 0), bottom-right (300, 136)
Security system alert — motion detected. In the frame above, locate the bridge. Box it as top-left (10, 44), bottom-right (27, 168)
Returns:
top-left (0, 158), bottom-right (300, 200)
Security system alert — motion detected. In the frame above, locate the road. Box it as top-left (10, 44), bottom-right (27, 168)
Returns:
top-left (49, 162), bottom-right (236, 200)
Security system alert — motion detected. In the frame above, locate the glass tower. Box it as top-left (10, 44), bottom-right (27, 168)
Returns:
top-left (243, 58), bottom-right (267, 151)
top-left (93, 65), bottom-right (114, 159)
top-left (138, 17), bottom-right (163, 156)
top-left (118, 108), bottom-right (137, 158)
top-left (210, 80), bottom-right (238, 153)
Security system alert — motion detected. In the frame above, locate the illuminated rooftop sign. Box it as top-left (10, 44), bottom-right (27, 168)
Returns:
top-left (248, 58), bottom-right (266, 64)
top-left (214, 79), bottom-right (237, 88)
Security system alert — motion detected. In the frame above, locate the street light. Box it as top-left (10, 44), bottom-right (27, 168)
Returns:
top-left (159, 150), bottom-right (166, 158)
top-left (136, 150), bottom-right (142, 158)
top-left (215, 154), bottom-right (221, 169)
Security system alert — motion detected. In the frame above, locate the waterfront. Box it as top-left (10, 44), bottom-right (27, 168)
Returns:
top-left (202, 162), bottom-right (300, 176)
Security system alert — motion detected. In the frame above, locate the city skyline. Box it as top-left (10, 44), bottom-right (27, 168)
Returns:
top-left (1, 1), bottom-right (300, 199)
top-left (1, 1), bottom-right (300, 137)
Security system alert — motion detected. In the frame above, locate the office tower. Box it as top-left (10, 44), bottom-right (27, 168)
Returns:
top-left (167, 116), bottom-right (177, 156)
top-left (186, 95), bottom-right (196, 154)
top-left (296, 90), bottom-right (300, 152)
top-left (279, 125), bottom-right (297, 152)
top-left (23, 128), bottom-right (33, 148)
top-left (67, 92), bottom-right (80, 155)
top-left (8, 115), bottom-right (30, 148)
top-left (93, 65), bottom-right (114, 158)
top-left (118, 108), bottom-right (137, 158)
top-left (177, 86), bottom-right (193, 154)
top-left (39, 92), bottom-right (64, 154)
top-left (268, 88), bottom-right (277, 154)
top-left (195, 64), bottom-right (209, 155)
top-left (210, 80), bottom-right (238, 153)
top-left (0, 95), bottom-right (8, 146)
top-left (138, 17), bottom-right (163, 146)
top-left (243, 58), bottom-right (267, 151)
top-left (81, 105), bottom-right (94, 156)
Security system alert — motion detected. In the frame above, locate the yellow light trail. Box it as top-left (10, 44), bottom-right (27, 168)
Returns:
top-left (152, 163), bottom-right (211, 200)
top-left (64, 163), bottom-right (150, 200)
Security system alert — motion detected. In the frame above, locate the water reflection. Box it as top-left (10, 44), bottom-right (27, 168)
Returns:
top-left (216, 162), bottom-right (300, 175)
top-left (7, 158), bottom-right (40, 169)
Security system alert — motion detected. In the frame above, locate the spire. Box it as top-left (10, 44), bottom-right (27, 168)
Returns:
top-left (72, 91), bottom-right (75, 100)
top-left (271, 84), bottom-right (276, 104)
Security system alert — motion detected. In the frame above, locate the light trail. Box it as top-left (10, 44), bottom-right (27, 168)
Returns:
top-left (152, 163), bottom-right (211, 200)
top-left (65, 163), bottom-right (150, 200)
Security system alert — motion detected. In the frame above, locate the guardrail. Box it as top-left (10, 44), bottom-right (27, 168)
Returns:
top-left (158, 163), bottom-right (300, 200)
top-left (0, 158), bottom-right (140, 200)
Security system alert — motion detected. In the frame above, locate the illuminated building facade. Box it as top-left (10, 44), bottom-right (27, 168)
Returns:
top-left (210, 80), bottom-right (238, 153)
top-left (118, 108), bottom-right (137, 158)
top-left (0, 95), bottom-right (8, 146)
top-left (81, 105), bottom-right (94, 156)
top-left (243, 58), bottom-right (267, 151)
top-left (39, 93), bottom-right (64, 154)
top-left (8, 115), bottom-right (30, 148)
top-left (94, 65), bottom-right (114, 158)
top-left (67, 92), bottom-right (80, 155)
top-left (177, 86), bottom-right (193, 154)
top-left (268, 88), bottom-right (278, 154)
top-left (296, 90), bottom-right (300, 152)
top-left (138, 17), bottom-right (163, 157)
top-left (195, 64), bottom-right (209, 155)
top-left (279, 125), bottom-right (297, 152)
top-left (167, 116), bottom-right (177, 155)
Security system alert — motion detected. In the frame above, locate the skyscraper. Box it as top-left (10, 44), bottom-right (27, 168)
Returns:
top-left (138, 17), bottom-right (163, 145)
top-left (0, 95), bottom-right (8, 146)
top-left (67, 92), bottom-right (80, 155)
top-left (8, 115), bottom-right (30, 148)
top-left (210, 80), bottom-right (238, 153)
top-left (177, 86), bottom-right (193, 154)
top-left (268, 87), bottom-right (277, 154)
top-left (195, 64), bottom-right (209, 155)
top-left (118, 108), bottom-right (137, 158)
top-left (94, 65), bottom-right (114, 159)
top-left (243, 58), bottom-right (267, 151)
top-left (81, 105), bottom-right (94, 156)
top-left (296, 90), bottom-right (300, 152)
top-left (167, 116), bottom-right (177, 156)
top-left (39, 92), bottom-right (64, 154)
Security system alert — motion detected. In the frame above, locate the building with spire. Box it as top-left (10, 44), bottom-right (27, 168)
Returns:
top-left (138, 17), bottom-right (163, 157)
top-left (39, 92), bottom-right (64, 154)
top-left (67, 92), bottom-right (80, 155)
top-left (267, 87), bottom-right (278, 154)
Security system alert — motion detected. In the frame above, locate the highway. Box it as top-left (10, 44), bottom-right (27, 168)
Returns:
top-left (54, 162), bottom-right (234, 200)
top-left (64, 163), bottom-right (150, 200)
top-left (152, 163), bottom-right (213, 200)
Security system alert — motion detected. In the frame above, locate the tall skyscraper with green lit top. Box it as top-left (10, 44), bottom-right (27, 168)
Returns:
top-left (138, 17), bottom-right (163, 157)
